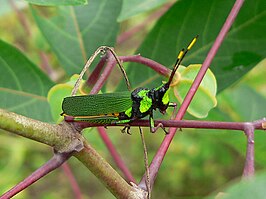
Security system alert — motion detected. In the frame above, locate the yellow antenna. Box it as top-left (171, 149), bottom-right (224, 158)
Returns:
top-left (167, 35), bottom-right (198, 86)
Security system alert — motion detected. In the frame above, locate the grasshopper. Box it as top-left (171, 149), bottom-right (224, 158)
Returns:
top-left (61, 36), bottom-right (197, 133)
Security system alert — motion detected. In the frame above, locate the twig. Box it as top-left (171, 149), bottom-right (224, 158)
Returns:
top-left (61, 163), bottom-right (83, 199)
top-left (120, 55), bottom-right (170, 76)
top-left (242, 123), bottom-right (255, 178)
top-left (84, 54), bottom-right (107, 90)
top-left (139, 127), bottom-right (151, 199)
top-left (69, 119), bottom-right (266, 131)
top-left (0, 153), bottom-right (71, 199)
top-left (0, 109), bottom-right (83, 153)
top-left (39, 52), bottom-right (58, 81)
top-left (98, 127), bottom-right (136, 183)
top-left (71, 46), bottom-right (107, 96)
top-left (73, 140), bottom-right (135, 198)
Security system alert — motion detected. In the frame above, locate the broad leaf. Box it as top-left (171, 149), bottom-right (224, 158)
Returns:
top-left (47, 74), bottom-right (83, 122)
top-left (174, 64), bottom-right (217, 118)
top-left (32, 0), bottom-right (122, 75)
top-left (217, 85), bottom-right (266, 165)
top-left (118, 0), bottom-right (168, 21)
top-left (204, 85), bottom-right (266, 169)
top-left (0, 40), bottom-right (53, 122)
top-left (127, 0), bottom-right (266, 92)
top-left (218, 85), bottom-right (266, 121)
top-left (207, 172), bottom-right (266, 199)
top-left (26, 0), bottom-right (88, 6)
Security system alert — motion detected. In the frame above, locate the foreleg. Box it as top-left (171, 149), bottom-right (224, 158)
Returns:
top-left (149, 111), bottom-right (168, 134)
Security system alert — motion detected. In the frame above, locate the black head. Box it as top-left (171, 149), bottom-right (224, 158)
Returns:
top-left (149, 83), bottom-right (170, 114)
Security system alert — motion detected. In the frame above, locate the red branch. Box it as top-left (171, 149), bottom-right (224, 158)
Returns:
top-left (61, 163), bottom-right (82, 199)
top-left (120, 55), bottom-right (170, 76)
top-left (0, 153), bottom-right (71, 199)
top-left (69, 119), bottom-right (265, 131)
top-left (242, 124), bottom-right (255, 178)
top-left (98, 127), bottom-right (136, 183)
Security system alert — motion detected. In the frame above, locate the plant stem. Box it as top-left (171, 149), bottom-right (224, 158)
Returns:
top-left (74, 140), bottom-right (140, 199)
top-left (243, 124), bottom-right (255, 178)
top-left (89, 53), bottom-right (117, 94)
top-left (84, 55), bottom-right (107, 90)
top-left (61, 163), bottom-right (83, 199)
top-left (98, 127), bottom-right (136, 183)
top-left (0, 153), bottom-right (71, 199)
top-left (139, 127), bottom-right (151, 199)
top-left (0, 109), bottom-right (82, 153)
top-left (120, 55), bottom-right (170, 76)
top-left (71, 119), bottom-right (266, 131)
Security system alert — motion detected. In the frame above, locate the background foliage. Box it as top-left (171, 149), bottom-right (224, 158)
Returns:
top-left (0, 0), bottom-right (265, 198)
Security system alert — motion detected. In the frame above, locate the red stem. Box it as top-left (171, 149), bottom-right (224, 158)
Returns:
top-left (139, 0), bottom-right (245, 189)
top-left (39, 52), bottom-right (57, 81)
top-left (98, 127), bottom-right (136, 183)
top-left (0, 153), bottom-right (71, 199)
top-left (242, 124), bottom-right (255, 178)
top-left (120, 55), bottom-right (170, 76)
top-left (70, 119), bottom-right (265, 131)
top-left (86, 55), bottom-right (107, 88)
top-left (61, 163), bottom-right (83, 199)
top-left (90, 52), bottom-right (116, 94)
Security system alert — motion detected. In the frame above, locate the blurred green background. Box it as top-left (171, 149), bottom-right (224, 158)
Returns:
top-left (0, 0), bottom-right (265, 198)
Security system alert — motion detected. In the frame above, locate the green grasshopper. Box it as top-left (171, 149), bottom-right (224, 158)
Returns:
top-left (61, 36), bottom-right (197, 133)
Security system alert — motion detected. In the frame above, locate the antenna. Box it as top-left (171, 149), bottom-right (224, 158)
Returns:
top-left (166, 35), bottom-right (198, 86)
top-left (71, 46), bottom-right (131, 96)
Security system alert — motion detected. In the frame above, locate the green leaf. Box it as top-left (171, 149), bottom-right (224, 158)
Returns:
top-left (47, 84), bottom-right (73, 123)
top-left (25, 0), bottom-right (88, 6)
top-left (118, 0), bottom-right (168, 21)
top-left (214, 85), bottom-right (266, 166)
top-left (47, 74), bottom-right (82, 122)
top-left (207, 172), bottom-right (266, 199)
top-left (241, 58), bottom-right (266, 98)
top-left (32, 0), bottom-right (122, 75)
top-left (127, 0), bottom-right (266, 92)
top-left (174, 64), bottom-right (217, 118)
top-left (218, 85), bottom-right (266, 121)
top-left (0, 40), bottom-right (54, 122)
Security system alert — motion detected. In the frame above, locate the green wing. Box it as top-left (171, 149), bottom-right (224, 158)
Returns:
top-left (62, 91), bottom-right (132, 116)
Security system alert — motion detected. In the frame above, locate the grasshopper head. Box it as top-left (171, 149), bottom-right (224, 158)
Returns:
top-left (151, 83), bottom-right (170, 114)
